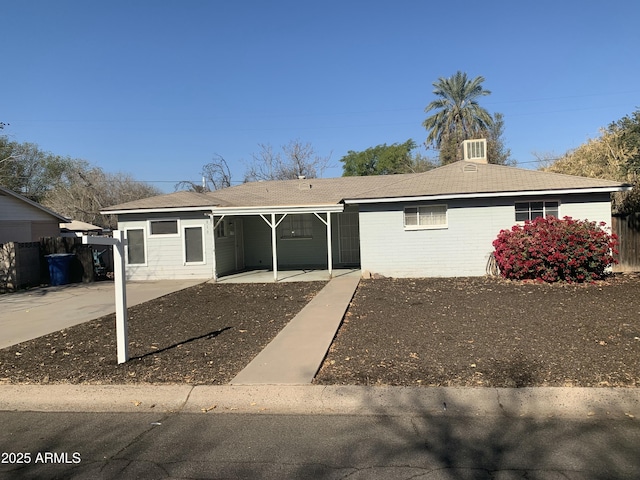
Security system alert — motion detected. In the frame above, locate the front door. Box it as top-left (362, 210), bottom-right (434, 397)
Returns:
top-left (338, 212), bottom-right (360, 265)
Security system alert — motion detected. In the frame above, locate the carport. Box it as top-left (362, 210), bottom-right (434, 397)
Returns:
top-left (209, 204), bottom-right (348, 282)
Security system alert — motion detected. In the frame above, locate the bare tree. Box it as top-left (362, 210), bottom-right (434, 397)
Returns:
top-left (244, 140), bottom-right (331, 182)
top-left (202, 154), bottom-right (232, 190)
top-left (43, 164), bottom-right (161, 229)
top-left (176, 154), bottom-right (232, 192)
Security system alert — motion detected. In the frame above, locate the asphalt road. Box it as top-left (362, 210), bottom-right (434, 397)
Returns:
top-left (1, 411), bottom-right (639, 480)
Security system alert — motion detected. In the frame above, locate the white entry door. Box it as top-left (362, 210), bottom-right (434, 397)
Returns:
top-left (338, 212), bottom-right (360, 265)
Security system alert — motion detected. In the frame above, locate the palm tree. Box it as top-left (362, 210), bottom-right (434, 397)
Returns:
top-left (423, 71), bottom-right (493, 163)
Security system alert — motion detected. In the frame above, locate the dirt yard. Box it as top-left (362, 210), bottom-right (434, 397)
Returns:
top-left (316, 274), bottom-right (640, 387)
top-left (0, 282), bottom-right (325, 385)
top-left (1, 274), bottom-right (639, 387)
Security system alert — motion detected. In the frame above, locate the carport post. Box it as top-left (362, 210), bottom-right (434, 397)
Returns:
top-left (326, 212), bottom-right (332, 277)
top-left (271, 213), bottom-right (278, 282)
top-left (313, 211), bottom-right (333, 278)
top-left (259, 213), bottom-right (287, 282)
top-left (82, 230), bottom-right (129, 364)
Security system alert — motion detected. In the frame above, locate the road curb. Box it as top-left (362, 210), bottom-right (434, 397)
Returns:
top-left (1, 385), bottom-right (639, 418)
top-left (0, 384), bottom-right (194, 413)
top-left (186, 385), bottom-right (640, 418)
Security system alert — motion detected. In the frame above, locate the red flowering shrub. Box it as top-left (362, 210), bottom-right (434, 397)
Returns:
top-left (492, 216), bottom-right (618, 283)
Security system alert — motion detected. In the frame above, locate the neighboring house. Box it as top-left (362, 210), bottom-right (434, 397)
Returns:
top-left (102, 158), bottom-right (631, 281)
top-left (0, 186), bottom-right (68, 244)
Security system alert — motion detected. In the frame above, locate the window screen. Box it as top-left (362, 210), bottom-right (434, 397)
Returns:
top-left (127, 229), bottom-right (145, 265)
top-left (404, 205), bottom-right (447, 228)
top-left (150, 220), bottom-right (178, 235)
top-left (185, 227), bottom-right (204, 263)
top-left (515, 201), bottom-right (559, 222)
top-left (279, 215), bottom-right (313, 239)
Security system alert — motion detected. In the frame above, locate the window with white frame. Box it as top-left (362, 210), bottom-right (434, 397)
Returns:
top-left (184, 226), bottom-right (204, 263)
top-left (515, 201), bottom-right (559, 222)
top-left (404, 205), bottom-right (448, 229)
top-left (126, 229), bottom-right (146, 265)
top-left (149, 219), bottom-right (179, 235)
top-left (279, 214), bottom-right (313, 239)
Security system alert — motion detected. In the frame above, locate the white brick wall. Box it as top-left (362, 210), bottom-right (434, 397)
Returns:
top-left (359, 194), bottom-right (613, 278)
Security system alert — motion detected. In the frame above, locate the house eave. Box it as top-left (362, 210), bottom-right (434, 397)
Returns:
top-left (101, 206), bottom-right (216, 215)
top-left (103, 204), bottom-right (346, 216)
top-left (344, 186), bottom-right (632, 205)
top-left (210, 204), bottom-right (345, 215)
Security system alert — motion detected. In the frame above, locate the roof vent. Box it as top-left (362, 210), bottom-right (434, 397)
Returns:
top-left (463, 164), bottom-right (478, 173)
top-left (462, 139), bottom-right (487, 163)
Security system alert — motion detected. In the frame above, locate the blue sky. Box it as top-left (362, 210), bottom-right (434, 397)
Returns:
top-left (2, 0), bottom-right (639, 192)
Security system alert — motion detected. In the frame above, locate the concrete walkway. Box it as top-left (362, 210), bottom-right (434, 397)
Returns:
top-left (230, 273), bottom-right (361, 385)
top-left (0, 279), bottom-right (203, 349)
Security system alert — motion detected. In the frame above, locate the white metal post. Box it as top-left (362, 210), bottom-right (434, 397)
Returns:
top-left (83, 231), bottom-right (129, 364)
top-left (326, 212), bottom-right (332, 278)
top-left (208, 213), bottom-right (223, 282)
top-left (271, 213), bottom-right (278, 282)
top-left (113, 230), bottom-right (129, 364)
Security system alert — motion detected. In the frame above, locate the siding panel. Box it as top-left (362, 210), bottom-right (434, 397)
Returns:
top-left (118, 212), bottom-right (214, 280)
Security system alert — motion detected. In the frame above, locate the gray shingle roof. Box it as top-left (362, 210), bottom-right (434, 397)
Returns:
top-left (102, 190), bottom-right (231, 211)
top-left (103, 161), bottom-right (630, 212)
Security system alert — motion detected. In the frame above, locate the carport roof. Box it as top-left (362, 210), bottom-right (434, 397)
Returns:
top-left (102, 161), bottom-right (631, 214)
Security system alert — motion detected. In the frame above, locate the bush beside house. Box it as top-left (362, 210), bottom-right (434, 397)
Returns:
top-left (492, 216), bottom-right (618, 283)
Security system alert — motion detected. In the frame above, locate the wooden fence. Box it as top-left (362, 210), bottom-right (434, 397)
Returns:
top-left (0, 237), bottom-right (113, 293)
top-left (0, 242), bottom-right (41, 293)
top-left (612, 213), bottom-right (640, 272)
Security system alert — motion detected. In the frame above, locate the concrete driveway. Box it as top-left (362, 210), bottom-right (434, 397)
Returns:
top-left (0, 279), bottom-right (203, 349)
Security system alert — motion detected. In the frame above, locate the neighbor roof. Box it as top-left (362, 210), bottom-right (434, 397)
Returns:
top-left (103, 161), bottom-right (631, 214)
top-left (60, 220), bottom-right (104, 232)
top-left (0, 186), bottom-right (69, 221)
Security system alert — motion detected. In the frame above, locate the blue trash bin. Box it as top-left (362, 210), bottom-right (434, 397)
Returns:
top-left (46, 254), bottom-right (75, 286)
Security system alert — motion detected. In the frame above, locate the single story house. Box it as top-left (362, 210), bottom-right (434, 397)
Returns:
top-left (102, 158), bottom-right (631, 281)
top-left (0, 186), bottom-right (68, 244)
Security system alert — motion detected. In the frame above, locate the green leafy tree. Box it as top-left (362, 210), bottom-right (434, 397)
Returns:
top-left (0, 140), bottom-right (73, 202)
top-left (341, 140), bottom-right (436, 176)
top-left (450, 112), bottom-right (514, 166)
top-left (0, 137), bottom-right (161, 226)
top-left (543, 109), bottom-right (640, 213)
top-left (483, 112), bottom-right (514, 165)
top-left (423, 71), bottom-right (494, 164)
top-left (609, 109), bottom-right (640, 177)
